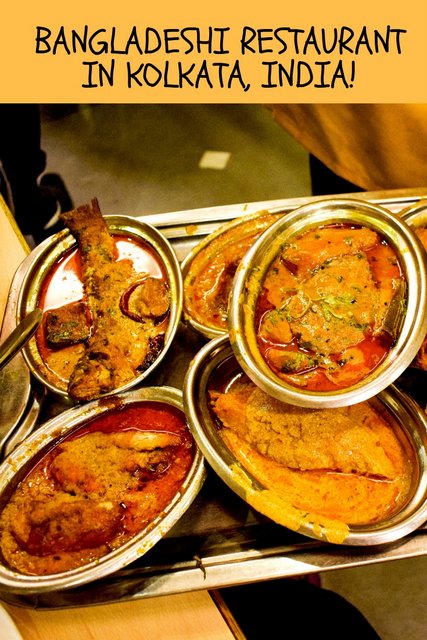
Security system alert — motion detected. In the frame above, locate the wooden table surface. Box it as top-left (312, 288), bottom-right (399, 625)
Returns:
top-left (3, 592), bottom-right (239, 640)
top-left (0, 195), bottom-right (238, 640)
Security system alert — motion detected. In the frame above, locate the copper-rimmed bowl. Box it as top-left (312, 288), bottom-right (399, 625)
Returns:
top-left (0, 386), bottom-right (205, 593)
top-left (229, 198), bottom-right (427, 408)
top-left (183, 335), bottom-right (427, 546)
top-left (18, 215), bottom-right (183, 400)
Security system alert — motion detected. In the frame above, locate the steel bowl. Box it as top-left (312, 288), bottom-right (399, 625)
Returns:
top-left (229, 198), bottom-right (427, 408)
top-left (181, 209), bottom-right (283, 339)
top-left (183, 335), bottom-right (427, 546)
top-left (400, 199), bottom-right (427, 226)
top-left (400, 199), bottom-right (427, 248)
top-left (0, 386), bottom-right (206, 593)
top-left (17, 215), bottom-right (183, 400)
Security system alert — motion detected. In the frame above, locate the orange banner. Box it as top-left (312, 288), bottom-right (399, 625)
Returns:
top-left (0, 1), bottom-right (426, 103)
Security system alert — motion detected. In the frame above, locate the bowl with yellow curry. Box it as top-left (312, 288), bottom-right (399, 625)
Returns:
top-left (184, 335), bottom-right (427, 546)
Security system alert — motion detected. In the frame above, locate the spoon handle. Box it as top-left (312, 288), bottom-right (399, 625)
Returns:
top-left (0, 308), bottom-right (43, 370)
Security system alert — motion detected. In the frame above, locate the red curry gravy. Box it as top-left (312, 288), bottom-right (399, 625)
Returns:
top-left (0, 401), bottom-right (195, 575)
top-left (256, 223), bottom-right (405, 392)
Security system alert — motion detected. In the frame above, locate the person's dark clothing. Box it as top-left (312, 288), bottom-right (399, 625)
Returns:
top-left (0, 104), bottom-right (72, 242)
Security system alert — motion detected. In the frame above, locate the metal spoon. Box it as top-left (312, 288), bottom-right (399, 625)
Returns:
top-left (0, 308), bottom-right (43, 371)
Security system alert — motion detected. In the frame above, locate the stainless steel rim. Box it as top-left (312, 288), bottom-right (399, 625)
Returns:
top-left (18, 215), bottom-right (183, 399)
top-left (400, 200), bottom-right (427, 228)
top-left (0, 386), bottom-right (206, 593)
top-left (181, 209), bottom-right (284, 339)
top-left (229, 198), bottom-right (427, 408)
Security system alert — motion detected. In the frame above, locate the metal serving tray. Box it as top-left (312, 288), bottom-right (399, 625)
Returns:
top-left (1, 188), bottom-right (427, 609)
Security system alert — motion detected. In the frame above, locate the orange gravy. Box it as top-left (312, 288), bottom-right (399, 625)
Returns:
top-left (184, 212), bottom-right (281, 331)
top-left (209, 365), bottom-right (414, 534)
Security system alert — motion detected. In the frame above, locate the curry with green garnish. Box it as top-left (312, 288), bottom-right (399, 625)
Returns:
top-left (256, 224), bottom-right (406, 391)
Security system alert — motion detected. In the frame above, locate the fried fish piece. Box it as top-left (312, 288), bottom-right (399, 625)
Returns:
top-left (211, 383), bottom-right (400, 478)
top-left (285, 253), bottom-right (385, 356)
top-left (60, 199), bottom-right (166, 400)
top-left (264, 248), bottom-right (397, 358)
top-left (122, 277), bottom-right (170, 320)
top-left (281, 226), bottom-right (379, 277)
top-left (44, 301), bottom-right (91, 346)
top-left (12, 497), bottom-right (123, 555)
